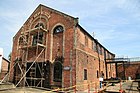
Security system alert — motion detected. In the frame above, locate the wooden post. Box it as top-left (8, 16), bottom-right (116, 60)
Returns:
top-left (115, 63), bottom-right (118, 77)
top-left (119, 80), bottom-right (123, 93)
top-left (74, 86), bottom-right (76, 93)
top-left (88, 84), bottom-right (90, 93)
top-left (95, 82), bottom-right (97, 93)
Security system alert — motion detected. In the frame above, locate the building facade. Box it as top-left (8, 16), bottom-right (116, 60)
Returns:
top-left (9, 4), bottom-right (115, 90)
top-left (0, 57), bottom-right (10, 80)
top-left (118, 61), bottom-right (140, 80)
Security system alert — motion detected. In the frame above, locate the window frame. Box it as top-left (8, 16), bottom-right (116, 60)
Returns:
top-left (35, 23), bottom-right (45, 29)
top-left (97, 70), bottom-right (99, 78)
top-left (85, 35), bottom-right (88, 46)
top-left (92, 41), bottom-right (97, 52)
top-left (53, 25), bottom-right (64, 34)
top-left (53, 62), bottom-right (62, 82)
top-left (32, 32), bottom-right (44, 46)
top-left (84, 69), bottom-right (87, 80)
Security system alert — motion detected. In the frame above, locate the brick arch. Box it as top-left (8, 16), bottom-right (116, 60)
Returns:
top-left (18, 36), bottom-right (24, 46)
top-left (50, 23), bottom-right (65, 62)
top-left (51, 23), bottom-right (65, 34)
top-left (29, 15), bottom-right (49, 29)
top-left (53, 60), bottom-right (63, 66)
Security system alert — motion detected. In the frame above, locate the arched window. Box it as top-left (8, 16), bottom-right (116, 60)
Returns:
top-left (19, 37), bottom-right (24, 46)
top-left (35, 23), bottom-right (45, 28)
top-left (53, 62), bottom-right (62, 82)
top-left (32, 32), bottom-right (43, 46)
top-left (19, 35), bottom-right (28, 46)
top-left (53, 26), bottom-right (64, 34)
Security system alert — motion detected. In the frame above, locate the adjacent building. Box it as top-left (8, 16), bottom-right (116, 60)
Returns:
top-left (118, 61), bottom-right (140, 80)
top-left (0, 48), bottom-right (10, 80)
top-left (9, 4), bottom-right (115, 90)
top-left (0, 57), bottom-right (10, 80)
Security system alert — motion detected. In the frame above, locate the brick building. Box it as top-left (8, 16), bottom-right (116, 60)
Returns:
top-left (9, 4), bottom-right (115, 90)
top-left (118, 61), bottom-right (140, 80)
top-left (0, 57), bottom-right (10, 80)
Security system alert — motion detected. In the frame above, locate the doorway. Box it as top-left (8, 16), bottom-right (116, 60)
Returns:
top-left (53, 62), bottom-right (62, 87)
top-left (43, 61), bottom-right (51, 88)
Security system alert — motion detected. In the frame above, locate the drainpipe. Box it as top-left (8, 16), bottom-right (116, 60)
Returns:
top-left (96, 44), bottom-right (101, 77)
top-left (104, 51), bottom-right (108, 79)
top-left (70, 50), bottom-right (72, 87)
top-left (72, 18), bottom-right (78, 87)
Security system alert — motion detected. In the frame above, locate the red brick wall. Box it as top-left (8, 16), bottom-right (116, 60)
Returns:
top-left (75, 27), bottom-right (115, 90)
top-left (10, 4), bottom-right (115, 90)
top-left (0, 58), bottom-right (9, 80)
top-left (118, 62), bottom-right (140, 79)
top-left (9, 5), bottom-right (76, 87)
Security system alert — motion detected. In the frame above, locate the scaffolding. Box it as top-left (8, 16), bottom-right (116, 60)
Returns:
top-left (0, 6), bottom-right (49, 87)
top-left (13, 22), bottom-right (50, 87)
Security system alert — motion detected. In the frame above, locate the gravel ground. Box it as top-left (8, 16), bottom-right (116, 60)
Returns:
top-left (0, 81), bottom-right (139, 93)
top-left (0, 87), bottom-right (47, 93)
top-left (106, 80), bottom-right (139, 93)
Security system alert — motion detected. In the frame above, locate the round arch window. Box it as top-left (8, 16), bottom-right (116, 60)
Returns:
top-left (53, 26), bottom-right (64, 34)
top-left (19, 37), bottom-right (24, 46)
top-left (35, 23), bottom-right (45, 29)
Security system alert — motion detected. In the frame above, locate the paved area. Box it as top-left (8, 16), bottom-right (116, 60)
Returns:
top-left (106, 80), bottom-right (139, 93)
top-left (0, 82), bottom-right (16, 90)
top-left (0, 81), bottom-right (139, 93)
top-left (122, 81), bottom-right (139, 93)
top-left (0, 87), bottom-right (47, 93)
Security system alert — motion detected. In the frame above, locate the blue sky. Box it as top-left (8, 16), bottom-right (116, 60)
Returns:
top-left (0, 0), bottom-right (140, 59)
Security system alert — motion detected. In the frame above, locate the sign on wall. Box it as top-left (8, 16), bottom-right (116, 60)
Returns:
top-left (63, 66), bottom-right (71, 70)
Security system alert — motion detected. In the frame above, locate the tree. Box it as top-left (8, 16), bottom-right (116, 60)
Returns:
top-left (8, 52), bottom-right (11, 61)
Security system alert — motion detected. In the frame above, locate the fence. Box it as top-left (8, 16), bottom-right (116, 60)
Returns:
top-left (42, 81), bottom-right (108, 93)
